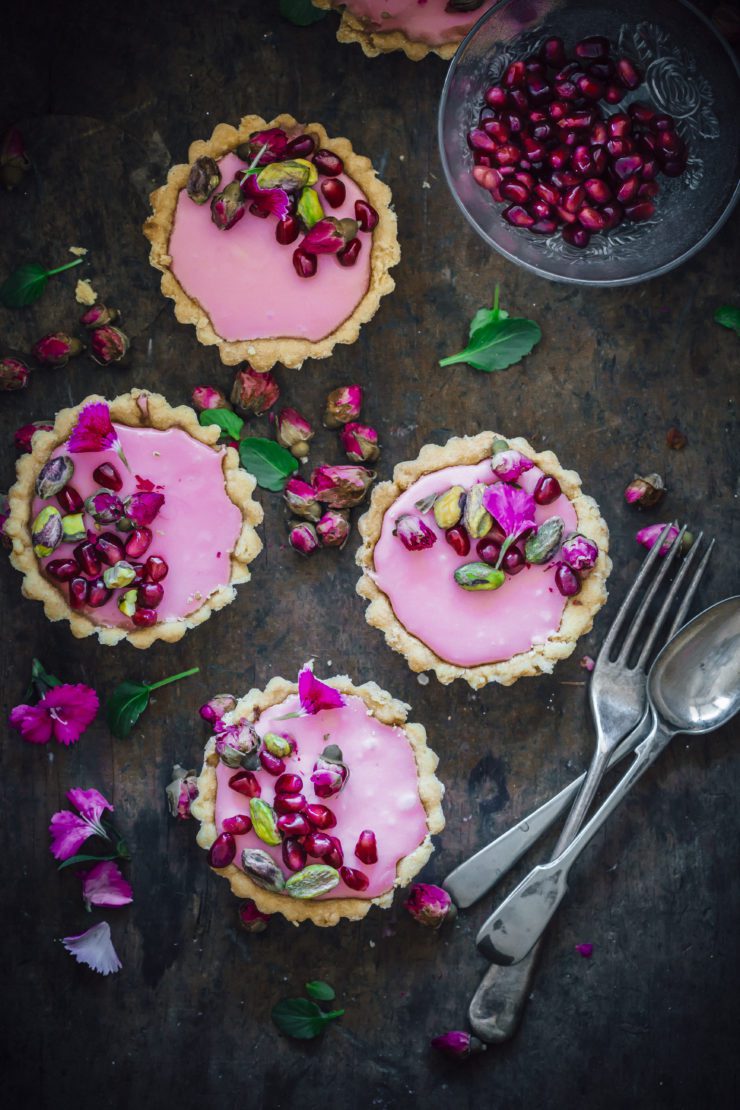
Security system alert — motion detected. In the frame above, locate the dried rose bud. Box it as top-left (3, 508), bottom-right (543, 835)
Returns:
top-left (430, 1031), bottom-right (486, 1062)
top-left (580, 655), bottom-right (595, 672)
top-left (666, 426), bottom-right (687, 450)
top-left (0, 126), bottom-right (31, 191)
top-left (123, 491), bottom-right (165, 526)
top-left (561, 532), bottom-right (598, 572)
top-left (624, 473), bottom-right (666, 509)
top-left (0, 356), bottom-right (30, 391)
top-left (311, 744), bottom-right (349, 799)
top-left (288, 520), bottom-right (320, 556)
top-left (238, 899), bottom-right (271, 934)
top-left (187, 155), bottom-right (221, 204)
top-left (215, 720), bottom-right (260, 769)
top-left (275, 407), bottom-right (314, 459)
top-left (236, 127), bottom-right (289, 166)
top-left (312, 464), bottom-right (375, 509)
top-left (636, 522), bottom-right (680, 556)
top-left (491, 444), bottom-right (534, 482)
top-left (90, 325), bottom-right (129, 365)
top-left (316, 509), bottom-right (351, 548)
top-left (283, 476), bottom-right (321, 522)
top-left (404, 883), bottom-right (456, 928)
top-left (211, 181), bottom-right (247, 231)
top-left (192, 385), bottom-right (230, 413)
top-left (302, 217), bottom-right (359, 255)
top-left (14, 420), bottom-right (53, 453)
top-left (79, 303), bottom-right (119, 330)
top-left (340, 422), bottom-right (380, 464)
top-left (199, 693), bottom-right (237, 724)
top-left (231, 365), bottom-right (280, 416)
top-left (393, 513), bottom-right (437, 552)
top-left (323, 384), bottom-right (362, 428)
top-left (32, 333), bottom-right (84, 368)
top-left (166, 764), bottom-right (198, 819)
top-left (0, 493), bottom-right (10, 549)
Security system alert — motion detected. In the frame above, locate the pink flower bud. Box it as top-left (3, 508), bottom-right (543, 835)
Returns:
top-left (211, 181), bottom-right (247, 230)
top-left (14, 420), bottom-right (54, 453)
top-left (323, 384), bottom-right (362, 428)
top-left (404, 883), bottom-right (455, 928)
top-left (310, 744), bottom-right (349, 798)
top-left (430, 1031), bottom-right (486, 1061)
top-left (238, 899), bottom-right (271, 933)
top-left (340, 422), bottom-right (380, 464)
top-left (288, 520), bottom-right (320, 556)
top-left (316, 509), bottom-right (351, 548)
top-left (636, 522), bottom-right (680, 556)
top-left (215, 720), bottom-right (260, 769)
top-left (237, 127), bottom-right (289, 166)
top-left (192, 385), bottom-right (230, 413)
top-left (90, 325), bottom-right (129, 365)
top-left (166, 764), bottom-right (199, 819)
top-left (491, 447), bottom-right (534, 482)
top-left (124, 491), bottom-right (165, 526)
top-left (0, 356), bottom-right (30, 391)
top-left (624, 472), bottom-right (666, 508)
top-left (32, 333), bottom-right (84, 368)
top-left (312, 464), bottom-right (375, 509)
top-left (276, 407), bottom-right (314, 459)
top-left (301, 216), bottom-right (359, 254)
top-left (199, 693), bottom-right (237, 724)
top-left (230, 365), bottom-right (280, 416)
top-left (79, 303), bottom-right (119, 329)
top-left (283, 476), bottom-right (321, 522)
top-left (561, 532), bottom-right (598, 571)
top-left (0, 126), bottom-right (31, 191)
top-left (392, 513), bottom-right (437, 552)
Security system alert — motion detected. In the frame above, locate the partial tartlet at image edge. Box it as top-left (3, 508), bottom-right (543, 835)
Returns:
top-left (313, 0), bottom-right (497, 61)
top-left (192, 673), bottom-right (445, 927)
top-left (4, 389), bottom-right (263, 648)
top-left (144, 113), bottom-right (400, 371)
top-left (356, 431), bottom-right (611, 688)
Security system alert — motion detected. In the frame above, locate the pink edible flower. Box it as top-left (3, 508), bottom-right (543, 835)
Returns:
top-left (430, 1030), bottom-right (486, 1061)
top-left (9, 683), bottom-right (98, 746)
top-left (61, 921), bottom-right (122, 976)
top-left (241, 127), bottom-right (288, 166)
top-left (284, 476), bottom-right (321, 522)
top-left (575, 942), bottom-right (594, 958)
top-left (491, 447), bottom-right (534, 482)
top-left (561, 532), bottom-right (599, 571)
top-left (125, 490), bottom-right (165, 525)
top-left (636, 522), bottom-right (680, 556)
top-left (80, 860), bottom-right (133, 910)
top-left (405, 883), bottom-right (455, 929)
top-left (288, 520), bottom-right (320, 556)
top-left (240, 173), bottom-right (291, 219)
top-left (393, 513), bottom-right (437, 552)
top-left (483, 482), bottom-right (537, 539)
top-left (68, 401), bottom-right (129, 469)
top-left (298, 662), bottom-right (346, 715)
top-left (49, 787), bottom-right (114, 861)
top-left (0, 492), bottom-right (10, 549)
top-left (276, 406), bottom-right (314, 459)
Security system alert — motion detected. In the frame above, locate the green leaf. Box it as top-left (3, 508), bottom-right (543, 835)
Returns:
top-left (470, 306), bottom-right (508, 335)
top-left (714, 305), bottom-right (740, 336)
top-left (239, 437), bottom-right (298, 491)
top-left (271, 997), bottom-right (344, 1039)
top-left (0, 258), bottom-right (83, 308)
top-left (279, 0), bottom-right (327, 26)
top-left (440, 287), bottom-right (541, 373)
top-left (57, 852), bottom-right (119, 871)
top-left (106, 680), bottom-right (150, 740)
top-left (305, 980), bottom-right (336, 1002)
top-left (199, 408), bottom-right (245, 441)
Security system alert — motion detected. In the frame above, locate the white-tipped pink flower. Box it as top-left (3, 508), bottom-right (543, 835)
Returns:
top-left (80, 861), bottom-right (133, 910)
top-left (283, 476), bottom-right (321, 521)
top-left (392, 513), bottom-right (437, 552)
top-left (339, 422), bottom-right (380, 464)
top-left (61, 921), bottom-right (122, 975)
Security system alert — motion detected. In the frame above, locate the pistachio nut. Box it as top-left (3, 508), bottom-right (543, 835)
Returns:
top-left (463, 482), bottom-right (493, 539)
top-left (297, 185), bottom-right (324, 230)
top-left (453, 562), bottom-right (505, 591)
top-left (524, 516), bottom-right (564, 565)
top-left (118, 588), bottom-right (138, 617)
top-left (32, 505), bottom-right (63, 557)
top-left (241, 848), bottom-right (286, 893)
top-left (249, 798), bottom-right (282, 846)
top-left (285, 864), bottom-right (341, 900)
top-left (61, 513), bottom-right (86, 544)
top-left (263, 732), bottom-right (293, 759)
top-left (35, 455), bottom-right (74, 500)
top-left (103, 560), bottom-right (136, 589)
top-left (433, 485), bottom-right (465, 530)
top-left (414, 492), bottom-right (437, 514)
top-left (256, 159), bottom-right (311, 192)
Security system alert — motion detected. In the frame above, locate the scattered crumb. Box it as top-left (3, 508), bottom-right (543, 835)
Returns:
top-left (422, 180), bottom-right (431, 189)
top-left (369, 940), bottom-right (376, 948)
top-left (580, 655), bottom-right (595, 672)
top-left (417, 673), bottom-right (429, 686)
top-left (247, 344), bottom-right (256, 355)
top-left (75, 278), bottom-right (97, 305)
top-left (399, 154), bottom-right (405, 161)
top-left (69, 246), bottom-right (88, 256)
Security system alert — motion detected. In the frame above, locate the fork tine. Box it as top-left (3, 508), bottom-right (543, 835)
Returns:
top-left (634, 531), bottom-right (704, 668)
top-left (596, 523), bottom-right (673, 660)
top-left (667, 537), bottom-right (715, 640)
top-left (617, 526), bottom-right (686, 663)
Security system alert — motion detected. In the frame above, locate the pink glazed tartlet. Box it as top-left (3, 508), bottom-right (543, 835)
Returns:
top-left (313, 0), bottom-right (497, 60)
top-left (4, 391), bottom-right (263, 648)
top-left (357, 432), bottom-right (610, 688)
top-left (144, 113), bottom-right (399, 371)
top-left (192, 667), bottom-right (445, 926)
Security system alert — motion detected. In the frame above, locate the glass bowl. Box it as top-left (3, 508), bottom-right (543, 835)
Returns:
top-left (438, 0), bottom-right (740, 286)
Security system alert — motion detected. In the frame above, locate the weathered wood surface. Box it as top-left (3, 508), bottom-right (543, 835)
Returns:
top-left (1, 3), bottom-right (738, 1108)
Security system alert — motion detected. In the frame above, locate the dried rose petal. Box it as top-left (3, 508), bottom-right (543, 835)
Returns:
top-left (192, 385), bottom-right (230, 413)
top-left (624, 473), bottom-right (666, 509)
top-left (575, 942), bottom-right (594, 958)
top-left (0, 356), bottom-right (30, 391)
top-left (283, 476), bottom-right (321, 522)
top-left (323, 384), bottom-right (362, 428)
top-left (276, 407), bottom-right (314, 459)
top-left (288, 520), bottom-right (319, 556)
top-left (339, 422), bottom-right (379, 464)
top-left (231, 365), bottom-right (279, 416)
top-left (393, 514), bottom-right (437, 552)
top-left (90, 325), bottom-right (129, 366)
top-left (579, 655), bottom-right (595, 672)
top-left (404, 883), bottom-right (455, 928)
top-left (32, 333), bottom-right (84, 368)
top-left (238, 899), bottom-right (271, 933)
top-left (430, 1031), bottom-right (486, 1061)
top-left (312, 464), bottom-right (375, 509)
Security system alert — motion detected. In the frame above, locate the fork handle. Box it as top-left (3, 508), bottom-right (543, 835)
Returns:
top-left (469, 942), bottom-right (541, 1043)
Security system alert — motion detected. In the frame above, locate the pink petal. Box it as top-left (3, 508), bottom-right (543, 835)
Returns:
top-left (61, 921), bottom-right (122, 975)
top-left (483, 482), bottom-right (537, 539)
top-left (80, 861), bottom-right (133, 909)
top-left (241, 174), bottom-right (290, 219)
top-left (298, 663), bottom-right (346, 715)
top-left (9, 702), bottom-right (53, 744)
top-left (49, 810), bottom-right (97, 861)
top-left (66, 786), bottom-right (114, 825)
top-left (575, 942), bottom-right (594, 958)
top-left (67, 402), bottom-right (128, 468)
top-left (42, 684), bottom-right (99, 746)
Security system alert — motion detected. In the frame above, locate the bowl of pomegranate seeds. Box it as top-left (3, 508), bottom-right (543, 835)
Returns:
top-left (438, 0), bottom-right (740, 285)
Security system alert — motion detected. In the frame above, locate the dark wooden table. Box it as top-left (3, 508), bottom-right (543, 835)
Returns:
top-left (2, 3), bottom-right (738, 1107)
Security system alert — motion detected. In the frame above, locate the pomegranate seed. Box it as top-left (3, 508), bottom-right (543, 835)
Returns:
top-left (57, 485), bottom-right (84, 513)
top-left (604, 83), bottom-right (626, 104)
top-left (503, 204), bottom-right (535, 228)
top-left (514, 171), bottom-right (535, 191)
top-left (282, 838), bottom-right (307, 873)
top-left (522, 135), bottom-right (546, 162)
top-left (501, 181), bottom-right (530, 205)
top-left (277, 813), bottom-right (311, 838)
top-left (276, 215), bottom-right (299, 245)
top-left (305, 804), bottom-right (337, 830)
top-left (137, 581), bottom-right (163, 609)
top-left (554, 79), bottom-right (578, 101)
top-left (273, 792), bottom-right (307, 815)
top-left (485, 85), bottom-right (508, 109)
top-left (601, 202), bottom-right (624, 230)
top-left (624, 200), bottom-right (656, 221)
top-left (525, 58), bottom-right (545, 75)
top-left (125, 526), bottom-right (152, 560)
top-left (527, 76), bottom-right (552, 105)
top-left (592, 147), bottom-right (608, 175)
top-left (650, 113), bottom-right (675, 132)
top-left (285, 133), bottom-right (316, 159)
top-left (96, 532), bottom-right (126, 566)
top-left (532, 121), bottom-right (554, 143)
top-left (578, 205), bottom-right (607, 231)
top-left (445, 525), bottom-right (470, 557)
top-left (304, 831), bottom-right (333, 858)
top-left (322, 835), bottom-right (344, 869)
top-left (556, 204), bottom-right (578, 224)
top-left (69, 576), bottom-right (89, 609)
top-left (208, 832), bottom-right (236, 869)
top-left (129, 562), bottom-right (146, 586)
top-left (293, 247), bottom-right (317, 278)
top-left (132, 608), bottom-right (157, 627)
top-left (275, 773), bottom-right (303, 795)
top-left (531, 218), bottom-right (558, 234)
top-left (355, 829), bottom-right (378, 865)
top-left (530, 199), bottom-right (553, 220)
top-left (312, 149), bottom-right (343, 176)
top-left (228, 770), bottom-right (261, 798)
top-left (606, 137), bottom-right (632, 158)
top-left (563, 184), bottom-right (586, 213)
top-left (656, 130), bottom-right (684, 159)
top-left (577, 74), bottom-right (604, 100)
top-left (562, 129), bottom-right (579, 148)
top-left (588, 59), bottom-right (615, 80)
top-left (473, 151), bottom-right (494, 167)
top-left (555, 169), bottom-right (581, 188)
top-left (144, 555), bottom-right (168, 583)
top-left (541, 36), bottom-right (566, 68)
top-left (584, 178), bottom-right (612, 203)
top-left (638, 181), bottom-right (660, 199)
top-left (640, 158), bottom-right (659, 182)
top-left (74, 541), bottom-right (102, 578)
top-left (494, 143), bottom-right (520, 167)
top-left (508, 88), bottom-right (529, 113)
top-left (560, 109), bottom-right (595, 130)
top-left (555, 62), bottom-right (580, 80)
top-left (476, 537), bottom-right (502, 564)
top-left (87, 577), bottom-right (112, 607)
top-left (607, 112), bottom-right (631, 138)
top-left (354, 198), bottom-right (379, 232)
top-left (498, 165), bottom-right (516, 177)
top-left (222, 814), bottom-right (252, 835)
top-left (548, 144), bottom-right (570, 170)
top-left (575, 36), bottom-right (610, 62)
top-left (337, 238), bottom-right (362, 267)
top-left (548, 100), bottom-right (569, 121)
top-left (259, 749), bottom-right (285, 776)
top-left (571, 145), bottom-right (594, 176)
top-left (562, 224), bottom-right (590, 248)
top-left (534, 476), bottom-right (562, 505)
top-left (555, 563), bottom-right (581, 597)
top-left (483, 118), bottom-right (510, 143)
top-left (629, 101), bottom-right (655, 124)
top-left (616, 176), bottom-right (640, 204)
top-left (535, 182), bottom-right (560, 206)
top-left (467, 128), bottom-right (497, 153)
top-left (473, 165), bottom-right (499, 190)
top-left (503, 546), bottom-right (526, 575)
top-left (339, 866), bottom-right (369, 892)
top-left (502, 111), bottom-right (523, 135)
top-left (528, 108), bottom-right (548, 124)
top-left (93, 462), bottom-right (122, 491)
top-left (615, 57), bottom-right (642, 90)
top-left (590, 121), bottom-right (608, 146)
top-left (614, 154), bottom-right (643, 179)
top-left (503, 60), bottom-right (526, 88)
top-left (46, 558), bottom-right (78, 582)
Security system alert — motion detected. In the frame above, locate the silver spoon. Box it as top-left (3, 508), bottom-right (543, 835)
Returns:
top-left (476, 595), bottom-right (740, 966)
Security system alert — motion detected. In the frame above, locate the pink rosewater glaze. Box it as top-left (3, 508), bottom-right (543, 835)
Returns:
top-left (32, 423), bottom-right (242, 627)
top-left (168, 153), bottom-right (372, 343)
top-left (373, 459), bottom-right (579, 667)
top-left (342, 0), bottom-right (496, 46)
top-left (215, 694), bottom-right (428, 900)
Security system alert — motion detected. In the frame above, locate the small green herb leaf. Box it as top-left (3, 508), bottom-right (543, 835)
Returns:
top-left (57, 852), bottom-right (120, 871)
top-left (106, 667), bottom-right (199, 739)
top-left (199, 408), bottom-right (245, 441)
top-left (714, 305), bottom-right (740, 336)
top-left (271, 997), bottom-right (344, 1039)
top-left (239, 437), bottom-right (299, 491)
top-left (305, 980), bottom-right (336, 1002)
top-left (279, 0), bottom-right (327, 26)
top-left (0, 257), bottom-right (83, 308)
top-left (440, 286), bottom-right (541, 373)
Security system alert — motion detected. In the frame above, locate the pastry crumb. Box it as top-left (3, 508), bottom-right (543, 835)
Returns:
top-left (422, 180), bottom-right (431, 189)
top-left (69, 246), bottom-right (88, 256)
top-left (75, 278), bottom-right (97, 305)
top-left (417, 674), bottom-right (429, 686)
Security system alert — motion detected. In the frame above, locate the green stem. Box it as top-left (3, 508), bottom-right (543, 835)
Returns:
top-left (323, 1009), bottom-right (345, 1021)
top-left (495, 533), bottom-right (516, 571)
top-left (239, 143), bottom-right (269, 186)
top-left (438, 352), bottom-right (466, 368)
top-left (148, 666), bottom-right (200, 692)
top-left (492, 283), bottom-right (500, 322)
top-left (45, 258), bottom-right (84, 277)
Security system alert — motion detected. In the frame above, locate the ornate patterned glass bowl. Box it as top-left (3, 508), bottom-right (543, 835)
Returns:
top-left (438, 0), bottom-right (740, 286)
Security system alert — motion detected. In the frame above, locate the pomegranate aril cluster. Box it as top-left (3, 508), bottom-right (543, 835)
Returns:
top-left (470, 35), bottom-right (689, 247)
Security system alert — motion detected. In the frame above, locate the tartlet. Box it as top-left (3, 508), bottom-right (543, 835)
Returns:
top-left (192, 671), bottom-right (445, 926)
top-left (4, 389), bottom-right (262, 648)
top-left (144, 113), bottom-right (399, 371)
top-left (356, 432), bottom-right (611, 688)
top-left (313, 0), bottom-right (496, 61)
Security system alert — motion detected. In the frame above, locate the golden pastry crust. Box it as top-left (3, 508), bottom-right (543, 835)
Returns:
top-left (4, 389), bottom-right (263, 648)
top-left (191, 675), bottom-right (445, 926)
top-left (313, 0), bottom-right (462, 60)
top-left (144, 113), bottom-right (400, 371)
top-left (356, 432), bottom-right (611, 689)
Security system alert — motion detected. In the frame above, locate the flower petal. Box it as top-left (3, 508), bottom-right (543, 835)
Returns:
top-left (241, 174), bottom-right (290, 219)
top-left (43, 684), bottom-right (99, 746)
top-left (9, 702), bottom-right (53, 744)
top-left (80, 861), bottom-right (133, 909)
top-left (61, 921), bottom-right (122, 975)
top-left (49, 810), bottom-right (96, 861)
top-left (483, 482), bottom-right (537, 539)
top-left (66, 786), bottom-right (114, 824)
top-left (297, 662), bottom-right (346, 716)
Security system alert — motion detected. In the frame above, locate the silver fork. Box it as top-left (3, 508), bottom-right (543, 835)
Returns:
top-left (462, 528), bottom-right (714, 1042)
